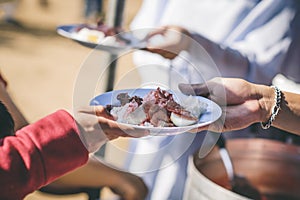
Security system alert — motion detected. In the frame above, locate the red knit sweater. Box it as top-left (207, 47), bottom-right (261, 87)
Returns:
top-left (0, 110), bottom-right (89, 200)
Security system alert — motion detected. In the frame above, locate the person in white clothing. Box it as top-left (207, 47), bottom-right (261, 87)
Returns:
top-left (123, 1), bottom-right (300, 199)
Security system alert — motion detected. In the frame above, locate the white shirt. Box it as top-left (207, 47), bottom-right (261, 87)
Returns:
top-left (131, 0), bottom-right (300, 86)
top-left (125, 1), bottom-right (300, 200)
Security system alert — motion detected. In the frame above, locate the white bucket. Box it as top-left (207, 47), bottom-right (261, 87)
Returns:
top-left (183, 156), bottom-right (250, 200)
top-left (183, 138), bottom-right (300, 200)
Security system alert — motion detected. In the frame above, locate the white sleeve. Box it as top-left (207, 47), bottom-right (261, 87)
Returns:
top-left (185, 1), bottom-right (299, 84)
top-left (187, 10), bottom-right (297, 84)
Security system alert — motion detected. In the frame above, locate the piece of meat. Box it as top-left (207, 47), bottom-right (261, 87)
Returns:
top-left (110, 87), bottom-right (201, 127)
top-left (130, 96), bottom-right (143, 106)
top-left (117, 93), bottom-right (131, 106)
top-left (148, 104), bottom-right (173, 127)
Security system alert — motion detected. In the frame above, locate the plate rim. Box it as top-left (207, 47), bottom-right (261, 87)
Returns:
top-left (56, 24), bottom-right (142, 53)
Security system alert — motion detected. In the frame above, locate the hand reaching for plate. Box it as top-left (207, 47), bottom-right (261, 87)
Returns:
top-left (178, 77), bottom-right (268, 133)
top-left (73, 106), bottom-right (149, 152)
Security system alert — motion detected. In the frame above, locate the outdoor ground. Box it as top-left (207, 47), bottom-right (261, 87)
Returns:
top-left (0, 0), bottom-right (142, 199)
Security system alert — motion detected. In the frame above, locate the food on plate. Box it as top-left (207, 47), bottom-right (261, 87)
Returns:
top-left (107, 88), bottom-right (207, 127)
top-left (71, 21), bottom-right (124, 45)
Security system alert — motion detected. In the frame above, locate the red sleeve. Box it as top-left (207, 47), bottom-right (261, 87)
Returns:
top-left (0, 110), bottom-right (89, 200)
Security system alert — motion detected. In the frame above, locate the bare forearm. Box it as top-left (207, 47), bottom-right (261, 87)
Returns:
top-left (272, 91), bottom-right (300, 135)
top-left (257, 84), bottom-right (300, 135)
top-left (45, 157), bottom-right (126, 189)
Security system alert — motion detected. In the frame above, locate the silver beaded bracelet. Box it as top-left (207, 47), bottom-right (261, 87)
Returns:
top-left (261, 85), bottom-right (281, 129)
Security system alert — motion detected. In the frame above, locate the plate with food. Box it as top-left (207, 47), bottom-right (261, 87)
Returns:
top-left (90, 87), bottom-right (222, 136)
top-left (56, 22), bottom-right (147, 54)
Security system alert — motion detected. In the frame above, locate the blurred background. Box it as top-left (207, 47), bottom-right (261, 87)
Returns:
top-left (2, 1), bottom-right (300, 200)
top-left (0, 0), bottom-right (142, 199)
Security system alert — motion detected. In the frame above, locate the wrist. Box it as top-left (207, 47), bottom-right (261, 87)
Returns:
top-left (257, 85), bottom-right (279, 126)
top-left (181, 28), bottom-right (192, 51)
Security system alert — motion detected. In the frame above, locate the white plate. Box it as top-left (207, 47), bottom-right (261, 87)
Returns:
top-left (56, 24), bottom-right (146, 54)
top-left (90, 89), bottom-right (222, 136)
